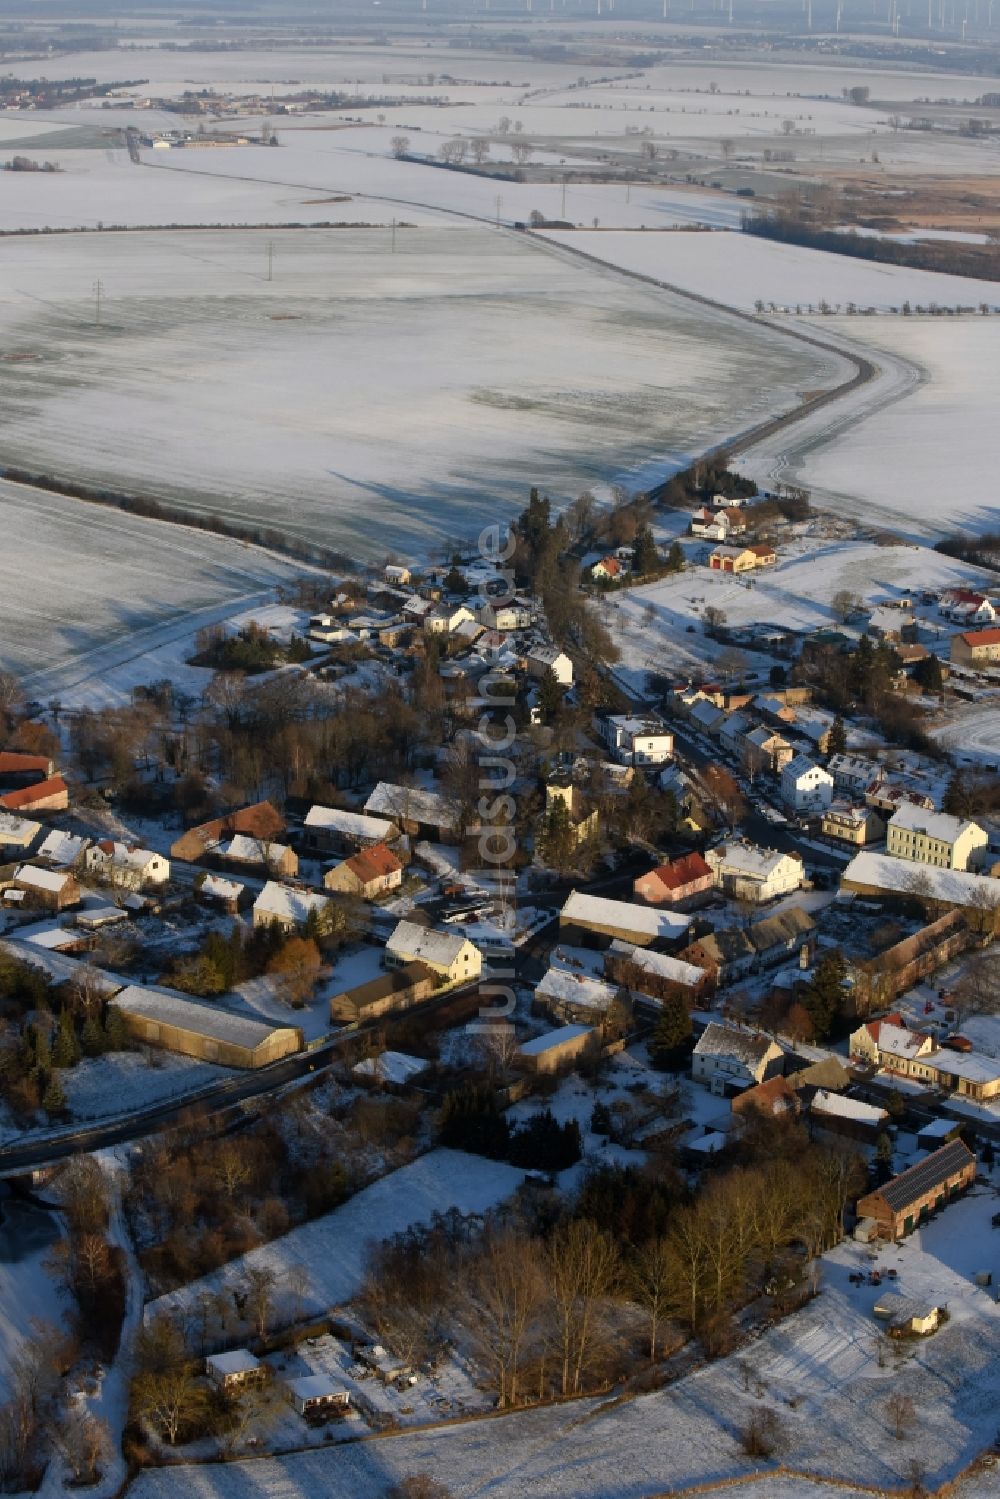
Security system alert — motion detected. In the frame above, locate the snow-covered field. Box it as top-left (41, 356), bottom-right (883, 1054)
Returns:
top-left (788, 318), bottom-right (1000, 538)
top-left (0, 226), bottom-right (839, 560)
top-left (0, 1202), bottom-right (64, 1400)
top-left (0, 480), bottom-right (307, 688)
top-left (146, 1149), bottom-right (526, 1330)
top-left (541, 228), bottom-right (1000, 314)
top-left (127, 1183), bottom-right (1000, 1499)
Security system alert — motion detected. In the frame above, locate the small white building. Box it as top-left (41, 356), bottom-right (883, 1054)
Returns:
top-left (0, 813), bottom-right (41, 856)
top-left (600, 715), bottom-right (673, 767)
top-left (478, 599), bottom-right (532, 632)
top-left (84, 840), bottom-right (170, 890)
top-left (781, 755), bottom-right (835, 814)
top-left (284, 1375), bottom-right (350, 1419)
top-left (527, 645), bottom-right (573, 687)
top-left (36, 829), bottom-right (90, 868)
top-left (206, 1350), bottom-right (264, 1392)
top-left (384, 564), bottom-right (412, 585)
top-left (424, 604), bottom-right (476, 636)
top-left (384, 919), bottom-right (482, 983)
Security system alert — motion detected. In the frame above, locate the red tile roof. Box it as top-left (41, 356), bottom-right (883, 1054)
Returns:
top-left (959, 627), bottom-right (1000, 647)
top-left (0, 774), bottom-right (68, 810)
top-left (651, 852), bottom-right (712, 892)
top-left (0, 752), bottom-right (52, 776)
top-left (346, 842), bottom-right (402, 886)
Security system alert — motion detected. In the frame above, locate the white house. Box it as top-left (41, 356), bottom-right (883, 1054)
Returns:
top-left (252, 881), bottom-right (332, 932)
top-left (527, 645), bottom-right (573, 687)
top-left (692, 1022), bottom-right (784, 1094)
top-left (827, 753), bottom-right (881, 794)
top-left (284, 1375), bottom-right (350, 1419)
top-left (478, 599), bottom-right (532, 631)
top-left (781, 755), bottom-right (835, 814)
top-left (384, 919), bottom-right (482, 983)
top-left (84, 840), bottom-right (170, 891)
top-left (384, 564), bottom-right (412, 585)
top-left (424, 604), bottom-right (476, 636)
top-left (704, 839), bottom-right (804, 903)
top-left (600, 715), bottom-right (673, 767)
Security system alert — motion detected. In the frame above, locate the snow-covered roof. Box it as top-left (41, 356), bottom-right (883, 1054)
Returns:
top-left (876, 1022), bottom-right (930, 1062)
top-left (783, 754), bottom-right (832, 782)
top-left (0, 812), bottom-right (40, 843)
top-left (37, 829), bottom-right (88, 865)
top-left (933, 1050), bottom-right (1000, 1086)
top-left (694, 1022), bottom-right (778, 1066)
top-left (222, 834), bottom-right (292, 863)
top-left (14, 864), bottom-right (71, 893)
top-left (201, 874), bottom-right (244, 902)
top-left (111, 985), bottom-right (296, 1049)
top-left (304, 805), bottom-right (396, 841)
top-left (364, 782), bottom-right (460, 830)
top-left (561, 890), bottom-right (689, 942)
top-left (609, 941), bottom-right (705, 989)
top-left (253, 882), bottom-right (329, 925)
top-left (353, 1051), bottom-right (429, 1085)
top-left (519, 1024), bottom-right (594, 1057)
top-left (536, 967), bottom-right (617, 1012)
top-left (811, 1089), bottom-right (887, 1124)
top-left (887, 803), bottom-right (982, 845)
top-left (386, 919), bottom-right (476, 968)
top-left (24, 928), bottom-right (81, 951)
top-left (90, 840), bottom-right (161, 869)
top-left (207, 1350), bottom-right (260, 1376)
top-left (706, 840), bottom-right (799, 881)
top-left (286, 1375), bottom-right (347, 1402)
top-left (842, 851), bottom-right (1000, 910)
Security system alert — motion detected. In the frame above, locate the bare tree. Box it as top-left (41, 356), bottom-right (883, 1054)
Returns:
top-left (214, 1142), bottom-right (252, 1200)
top-left (885, 1392), bottom-right (916, 1441)
top-left (131, 1364), bottom-right (207, 1446)
top-left (50, 1409), bottom-right (111, 1485)
top-left (630, 1237), bottom-right (673, 1359)
top-left (470, 138), bottom-right (491, 166)
top-left (511, 141), bottom-right (533, 167)
top-left (472, 1230), bottom-right (543, 1408)
top-left (244, 1265), bottom-right (278, 1340)
top-left (544, 1219), bottom-right (619, 1395)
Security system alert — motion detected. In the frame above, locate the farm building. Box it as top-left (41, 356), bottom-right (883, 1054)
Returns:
top-left (809, 1089), bottom-right (888, 1145)
top-left (950, 626), bottom-right (1000, 668)
top-left (364, 782), bottom-right (463, 841)
top-left (559, 890), bottom-right (689, 950)
top-left (517, 1024), bottom-right (599, 1075)
top-left (329, 961), bottom-right (436, 1024)
top-left (604, 940), bottom-right (712, 1006)
top-left (0, 752), bottom-right (55, 782)
top-left (109, 985), bottom-right (303, 1068)
top-left (840, 852), bottom-right (1000, 932)
top-left (854, 1139), bottom-right (976, 1241)
top-left (10, 865), bottom-right (80, 912)
top-left (384, 921), bottom-right (482, 983)
top-left (170, 801), bottom-right (285, 863)
top-left (535, 967), bottom-right (618, 1026)
top-left (731, 1075), bottom-right (801, 1121)
top-left (303, 804), bottom-right (399, 856)
top-left (0, 775), bottom-right (69, 814)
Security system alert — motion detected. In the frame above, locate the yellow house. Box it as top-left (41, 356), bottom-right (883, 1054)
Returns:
top-left (950, 627), bottom-right (1000, 668)
top-left (885, 804), bottom-right (988, 871)
top-left (821, 803), bottom-right (885, 846)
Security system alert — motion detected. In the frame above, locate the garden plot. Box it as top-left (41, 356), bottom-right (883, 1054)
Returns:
top-left (146, 1149), bottom-right (526, 1331)
top-left (0, 480), bottom-right (306, 688)
top-left (128, 1186), bottom-right (1000, 1499)
top-left (540, 228), bottom-right (1000, 313)
top-left (0, 225), bottom-right (837, 561)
